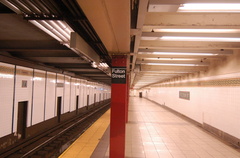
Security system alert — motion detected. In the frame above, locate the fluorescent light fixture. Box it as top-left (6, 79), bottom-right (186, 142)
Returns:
top-left (50, 80), bottom-right (56, 83)
top-left (33, 77), bottom-right (42, 81)
top-left (161, 36), bottom-right (240, 42)
top-left (0, 73), bottom-right (14, 79)
top-left (141, 71), bottom-right (192, 73)
top-left (154, 29), bottom-right (240, 33)
top-left (144, 58), bottom-right (198, 61)
top-left (151, 52), bottom-right (218, 56)
top-left (30, 20), bottom-right (62, 42)
top-left (178, 3), bottom-right (240, 12)
top-left (48, 21), bottom-right (70, 39)
top-left (144, 63), bottom-right (203, 66)
top-left (91, 62), bottom-right (98, 68)
top-left (99, 63), bottom-right (109, 68)
top-left (29, 20), bottom-right (73, 44)
top-left (148, 4), bottom-right (180, 12)
top-left (141, 37), bottom-right (158, 40)
top-left (140, 74), bottom-right (176, 76)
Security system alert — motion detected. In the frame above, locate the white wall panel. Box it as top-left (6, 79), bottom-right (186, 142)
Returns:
top-left (64, 76), bottom-right (70, 113)
top-left (0, 60), bottom-right (112, 138)
top-left (201, 87), bottom-right (240, 139)
top-left (145, 85), bottom-right (240, 139)
top-left (0, 63), bottom-right (14, 137)
top-left (89, 84), bottom-right (93, 105)
top-left (13, 66), bottom-right (33, 132)
top-left (32, 70), bottom-right (45, 125)
top-left (79, 80), bottom-right (83, 108)
top-left (56, 74), bottom-right (64, 114)
top-left (96, 85), bottom-right (99, 102)
top-left (82, 81), bottom-right (87, 107)
top-left (70, 78), bottom-right (76, 112)
top-left (76, 79), bottom-right (80, 96)
top-left (45, 72), bottom-right (56, 120)
top-left (75, 79), bottom-right (80, 110)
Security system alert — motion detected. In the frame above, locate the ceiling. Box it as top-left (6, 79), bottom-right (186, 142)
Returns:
top-left (129, 0), bottom-right (240, 89)
top-left (75, 0), bottom-right (240, 89)
top-left (1, 0), bottom-right (240, 89)
top-left (0, 0), bottom-right (113, 85)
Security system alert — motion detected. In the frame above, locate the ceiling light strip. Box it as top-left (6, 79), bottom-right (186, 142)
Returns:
top-left (143, 63), bottom-right (207, 66)
top-left (48, 21), bottom-right (70, 39)
top-left (160, 36), bottom-right (240, 42)
top-left (57, 21), bottom-right (72, 35)
top-left (39, 21), bottom-right (68, 41)
top-left (153, 29), bottom-right (240, 33)
top-left (138, 52), bottom-right (218, 56)
top-left (29, 20), bottom-right (63, 42)
top-left (142, 58), bottom-right (199, 61)
top-left (178, 3), bottom-right (240, 12)
top-left (29, 20), bottom-right (73, 43)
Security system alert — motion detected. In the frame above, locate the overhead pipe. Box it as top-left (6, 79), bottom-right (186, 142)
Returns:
top-left (1, 0), bottom-right (21, 14)
top-left (9, 0), bottom-right (32, 14)
top-left (31, 0), bottom-right (51, 15)
top-left (62, 0), bottom-right (82, 17)
top-left (20, 0), bottom-right (42, 15)
top-left (40, 0), bottom-right (61, 16)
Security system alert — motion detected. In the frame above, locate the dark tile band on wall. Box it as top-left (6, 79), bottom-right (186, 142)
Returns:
top-left (30, 69), bottom-right (35, 126)
top-left (11, 65), bottom-right (17, 133)
top-left (154, 78), bottom-right (240, 88)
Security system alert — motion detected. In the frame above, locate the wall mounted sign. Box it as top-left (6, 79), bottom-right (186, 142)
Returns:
top-left (57, 83), bottom-right (64, 87)
top-left (112, 67), bottom-right (126, 84)
top-left (22, 80), bottom-right (27, 88)
top-left (179, 91), bottom-right (190, 100)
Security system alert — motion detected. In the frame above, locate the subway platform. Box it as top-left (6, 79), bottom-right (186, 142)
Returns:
top-left (60, 97), bottom-right (240, 158)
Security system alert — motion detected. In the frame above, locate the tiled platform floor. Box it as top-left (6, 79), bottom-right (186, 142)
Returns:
top-left (97, 97), bottom-right (240, 158)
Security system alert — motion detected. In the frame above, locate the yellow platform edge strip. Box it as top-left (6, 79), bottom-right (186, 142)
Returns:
top-left (59, 109), bottom-right (110, 158)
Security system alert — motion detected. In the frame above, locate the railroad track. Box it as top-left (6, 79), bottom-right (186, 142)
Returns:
top-left (0, 103), bottom-right (110, 158)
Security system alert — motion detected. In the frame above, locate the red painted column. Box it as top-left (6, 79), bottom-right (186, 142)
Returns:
top-left (110, 55), bottom-right (127, 158)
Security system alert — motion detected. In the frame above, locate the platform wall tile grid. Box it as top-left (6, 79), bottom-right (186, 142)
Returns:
top-left (0, 63), bottom-right (14, 137)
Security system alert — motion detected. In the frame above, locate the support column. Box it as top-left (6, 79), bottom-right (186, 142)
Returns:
top-left (126, 74), bottom-right (129, 123)
top-left (110, 55), bottom-right (127, 158)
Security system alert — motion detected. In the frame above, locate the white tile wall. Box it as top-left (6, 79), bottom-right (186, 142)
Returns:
top-left (83, 81), bottom-right (87, 107)
top-left (0, 61), bottom-right (111, 138)
top-left (144, 85), bottom-right (240, 139)
top-left (96, 86), bottom-right (100, 102)
top-left (79, 80), bottom-right (84, 108)
top-left (64, 76), bottom-right (70, 113)
top-left (0, 63), bottom-right (14, 137)
top-left (75, 79), bottom-right (80, 110)
top-left (13, 66), bottom-right (33, 132)
top-left (70, 78), bottom-right (76, 112)
top-left (89, 85), bottom-right (93, 105)
top-left (76, 79), bottom-right (80, 96)
top-left (32, 70), bottom-right (46, 125)
top-left (56, 74), bottom-right (64, 114)
top-left (45, 72), bottom-right (56, 120)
